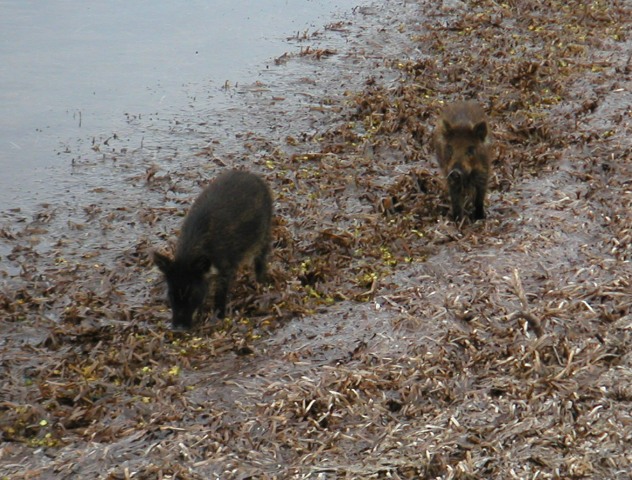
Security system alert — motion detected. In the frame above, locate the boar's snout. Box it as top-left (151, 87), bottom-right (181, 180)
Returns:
top-left (447, 167), bottom-right (464, 185)
top-left (171, 305), bottom-right (197, 331)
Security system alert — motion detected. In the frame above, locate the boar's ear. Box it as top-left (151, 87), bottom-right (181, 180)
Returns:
top-left (473, 121), bottom-right (488, 142)
top-left (153, 250), bottom-right (174, 274)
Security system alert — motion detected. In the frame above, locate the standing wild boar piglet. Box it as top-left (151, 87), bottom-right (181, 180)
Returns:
top-left (153, 170), bottom-right (273, 330)
top-left (433, 101), bottom-right (491, 221)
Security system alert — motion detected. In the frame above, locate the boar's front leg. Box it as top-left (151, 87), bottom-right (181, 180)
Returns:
top-left (214, 265), bottom-right (237, 319)
top-left (472, 171), bottom-right (488, 220)
top-left (447, 169), bottom-right (465, 220)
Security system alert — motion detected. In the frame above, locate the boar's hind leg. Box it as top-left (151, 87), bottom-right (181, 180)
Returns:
top-left (254, 242), bottom-right (270, 284)
top-left (214, 267), bottom-right (237, 319)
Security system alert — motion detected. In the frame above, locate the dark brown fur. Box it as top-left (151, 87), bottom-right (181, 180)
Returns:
top-left (153, 170), bottom-right (273, 330)
top-left (433, 101), bottom-right (491, 220)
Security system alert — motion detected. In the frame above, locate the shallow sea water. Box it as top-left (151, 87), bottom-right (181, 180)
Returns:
top-left (0, 0), bottom-right (367, 212)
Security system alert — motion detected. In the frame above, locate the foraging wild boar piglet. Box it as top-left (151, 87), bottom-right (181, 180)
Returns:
top-left (433, 101), bottom-right (491, 221)
top-left (153, 170), bottom-right (273, 330)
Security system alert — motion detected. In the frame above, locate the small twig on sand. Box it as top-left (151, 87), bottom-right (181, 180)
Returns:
top-left (509, 269), bottom-right (545, 337)
top-left (511, 268), bottom-right (529, 310)
top-left (357, 276), bottom-right (378, 299)
top-left (508, 310), bottom-right (544, 338)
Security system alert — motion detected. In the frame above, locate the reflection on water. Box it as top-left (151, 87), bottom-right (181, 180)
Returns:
top-left (0, 0), bottom-right (362, 212)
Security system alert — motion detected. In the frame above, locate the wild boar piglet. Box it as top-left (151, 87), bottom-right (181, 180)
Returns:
top-left (434, 101), bottom-right (492, 220)
top-left (154, 170), bottom-right (273, 330)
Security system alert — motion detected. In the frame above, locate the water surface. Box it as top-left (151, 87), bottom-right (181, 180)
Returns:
top-left (0, 0), bottom-right (364, 212)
